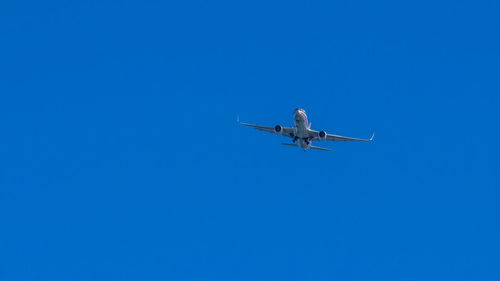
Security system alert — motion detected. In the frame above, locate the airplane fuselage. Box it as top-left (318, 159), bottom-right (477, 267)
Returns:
top-left (293, 108), bottom-right (311, 150)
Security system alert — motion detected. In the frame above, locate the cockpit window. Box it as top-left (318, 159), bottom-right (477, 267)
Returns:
top-left (294, 108), bottom-right (305, 113)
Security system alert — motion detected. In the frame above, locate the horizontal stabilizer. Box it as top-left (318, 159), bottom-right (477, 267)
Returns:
top-left (281, 143), bottom-right (331, 151)
top-left (310, 145), bottom-right (332, 151)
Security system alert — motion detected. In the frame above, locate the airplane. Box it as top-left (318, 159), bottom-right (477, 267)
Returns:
top-left (239, 108), bottom-right (373, 151)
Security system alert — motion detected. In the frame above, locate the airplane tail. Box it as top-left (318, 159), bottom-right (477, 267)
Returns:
top-left (281, 143), bottom-right (331, 151)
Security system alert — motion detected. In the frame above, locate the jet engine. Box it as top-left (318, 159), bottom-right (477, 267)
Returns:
top-left (318, 130), bottom-right (327, 141)
top-left (274, 125), bottom-right (283, 134)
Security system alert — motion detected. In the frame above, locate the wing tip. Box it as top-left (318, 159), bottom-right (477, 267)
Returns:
top-left (369, 133), bottom-right (375, 141)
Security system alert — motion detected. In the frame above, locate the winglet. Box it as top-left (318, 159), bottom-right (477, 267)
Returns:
top-left (237, 115), bottom-right (240, 123)
top-left (369, 133), bottom-right (375, 141)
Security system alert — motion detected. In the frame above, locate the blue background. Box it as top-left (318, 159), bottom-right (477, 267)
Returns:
top-left (1, 0), bottom-right (499, 280)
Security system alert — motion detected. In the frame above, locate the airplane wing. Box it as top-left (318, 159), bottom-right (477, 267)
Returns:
top-left (309, 130), bottom-right (374, 142)
top-left (240, 122), bottom-right (295, 138)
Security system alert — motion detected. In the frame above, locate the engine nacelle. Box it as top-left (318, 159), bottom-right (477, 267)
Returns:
top-left (318, 130), bottom-right (327, 141)
top-left (274, 125), bottom-right (283, 134)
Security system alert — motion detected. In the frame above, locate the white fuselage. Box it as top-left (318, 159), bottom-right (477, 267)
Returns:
top-left (293, 109), bottom-right (310, 150)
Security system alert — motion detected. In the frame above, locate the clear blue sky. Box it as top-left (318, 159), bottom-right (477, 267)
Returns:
top-left (1, 0), bottom-right (499, 280)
